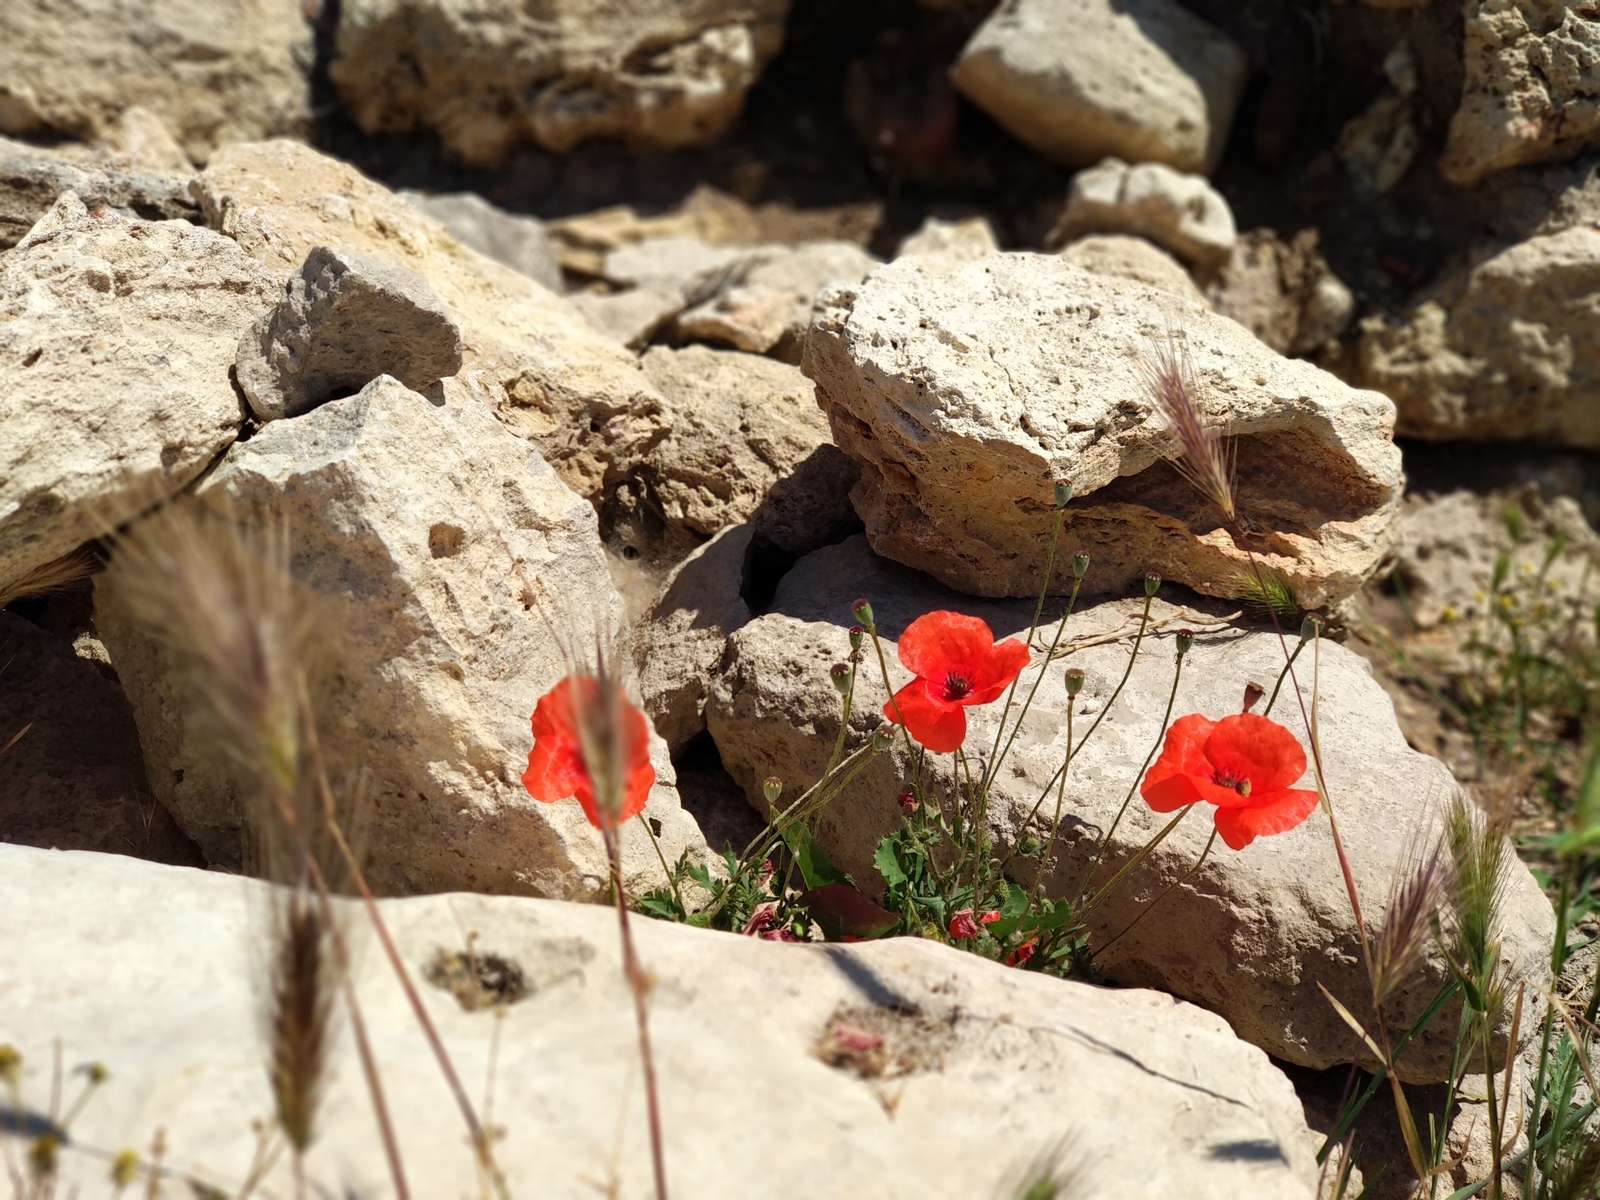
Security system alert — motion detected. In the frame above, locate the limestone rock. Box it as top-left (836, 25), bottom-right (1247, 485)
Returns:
top-left (0, 142), bottom-right (198, 249)
top-left (569, 285), bottom-right (688, 351)
top-left (704, 536), bottom-right (1555, 1082)
top-left (96, 376), bottom-right (703, 899)
top-left (1355, 225), bottom-right (1600, 448)
top-left (0, 196), bottom-right (280, 597)
top-left (674, 240), bottom-right (881, 359)
top-left (803, 253), bottom-right (1403, 609)
top-left (1, 840), bottom-right (1321, 1198)
top-left (0, 0), bottom-right (311, 165)
top-left (1048, 157), bottom-right (1236, 271)
top-left (1207, 229), bottom-right (1356, 357)
top-left (1440, 1), bottom-right (1600, 185)
top-left (1058, 233), bottom-right (1206, 304)
top-left (193, 140), bottom-right (668, 500)
top-left (0, 613), bottom-right (201, 865)
top-left (236, 245), bottom-right (464, 421)
top-left (602, 236), bottom-right (767, 307)
top-left (951, 0), bottom-right (1248, 176)
top-left (330, 0), bottom-right (791, 166)
top-left (894, 215), bottom-right (999, 262)
top-left (401, 190), bottom-right (563, 294)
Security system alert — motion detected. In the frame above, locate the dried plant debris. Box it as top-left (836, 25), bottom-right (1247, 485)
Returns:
top-left (425, 947), bottom-right (529, 1013)
top-left (812, 1004), bottom-right (958, 1081)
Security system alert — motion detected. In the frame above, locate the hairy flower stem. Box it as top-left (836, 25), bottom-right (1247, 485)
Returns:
top-left (1005, 704), bottom-right (1073, 893)
top-left (1262, 638), bottom-right (1306, 717)
top-left (1093, 826), bottom-right (1217, 961)
top-left (1082, 805), bottom-right (1195, 917)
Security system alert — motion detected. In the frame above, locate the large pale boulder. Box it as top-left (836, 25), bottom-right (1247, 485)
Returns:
top-left (803, 253), bottom-right (1403, 609)
top-left (0, 195), bottom-right (280, 597)
top-left (704, 536), bottom-right (1555, 1082)
top-left (329, 0), bottom-right (791, 166)
top-left (96, 376), bottom-right (703, 899)
top-left (1, 841), bottom-right (1320, 1198)
top-left (193, 140), bottom-right (668, 500)
top-left (0, 0), bottom-right (310, 164)
top-left (951, 0), bottom-right (1248, 175)
top-left (1355, 225), bottom-right (1600, 448)
top-left (1058, 233), bottom-right (1206, 304)
top-left (1047, 157), bottom-right (1236, 270)
top-left (1439, 1), bottom-right (1600, 185)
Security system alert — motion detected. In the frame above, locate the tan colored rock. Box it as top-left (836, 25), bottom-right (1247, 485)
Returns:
top-left (569, 284), bottom-right (688, 351)
top-left (951, 0), bottom-right (1248, 175)
top-left (0, 0), bottom-right (310, 165)
top-left (400, 190), bottom-right (563, 294)
top-left (329, 0), bottom-right (791, 166)
top-left (0, 195), bottom-right (280, 597)
top-left (894, 215), bottom-right (999, 261)
top-left (803, 253), bottom-right (1403, 609)
top-left (1355, 225), bottom-right (1600, 448)
top-left (1440, 0), bottom-right (1600, 185)
top-left (0, 141), bottom-right (198, 250)
top-left (1048, 157), bottom-right (1236, 270)
top-left (1059, 233), bottom-right (1206, 304)
top-left (704, 536), bottom-right (1555, 1082)
top-left (5, 839), bottom-right (1320, 1198)
top-left (193, 140), bottom-right (668, 499)
top-left (96, 375), bottom-right (704, 899)
top-left (1207, 229), bottom-right (1356, 357)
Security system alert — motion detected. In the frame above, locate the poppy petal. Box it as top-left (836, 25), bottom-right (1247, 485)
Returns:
top-left (898, 611), bottom-right (995, 682)
top-left (1204, 714), bottom-right (1308, 795)
top-left (965, 636), bottom-right (1032, 704)
top-left (886, 680), bottom-right (968, 753)
top-left (1141, 714), bottom-right (1217, 811)
top-left (1142, 772), bottom-right (1203, 812)
top-left (1213, 788), bottom-right (1321, 850)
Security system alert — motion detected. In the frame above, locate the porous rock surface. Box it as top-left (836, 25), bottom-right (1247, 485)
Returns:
top-left (0, 141), bottom-right (197, 250)
top-left (0, 195), bottom-right (280, 597)
top-left (236, 244), bottom-right (464, 422)
top-left (1356, 225), bottom-right (1600, 448)
top-left (951, 0), bottom-right (1248, 175)
top-left (1058, 233), bottom-right (1206, 304)
top-left (1047, 157), bottom-right (1236, 270)
top-left (704, 536), bottom-right (1556, 1082)
top-left (401, 190), bottom-right (564, 294)
top-left (1439, 0), bottom-right (1600, 185)
top-left (1, 841), bottom-right (1321, 1198)
top-left (96, 375), bottom-right (703, 899)
top-left (1207, 229), bottom-right (1356, 358)
top-left (0, 0), bottom-right (311, 164)
top-left (330, 0), bottom-right (792, 166)
top-left (803, 253), bottom-right (1403, 609)
top-left (194, 140), bottom-right (668, 500)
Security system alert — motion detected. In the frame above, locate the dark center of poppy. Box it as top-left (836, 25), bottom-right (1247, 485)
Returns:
top-left (941, 672), bottom-right (973, 701)
top-left (1212, 770), bottom-right (1252, 798)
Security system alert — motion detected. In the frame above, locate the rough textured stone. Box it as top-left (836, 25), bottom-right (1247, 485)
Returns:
top-left (894, 215), bottom-right (1000, 261)
top-left (1048, 157), bottom-right (1236, 270)
top-left (1, 840), bottom-right (1321, 1198)
top-left (602, 236), bottom-right (766, 306)
top-left (1207, 229), bottom-right (1356, 357)
top-left (0, 612), bottom-right (201, 865)
top-left (803, 253), bottom-right (1403, 609)
top-left (1058, 232), bottom-right (1206, 304)
top-left (0, 0), bottom-right (311, 165)
top-left (236, 245), bottom-right (464, 422)
top-left (330, 0), bottom-right (792, 166)
top-left (194, 140), bottom-right (668, 501)
top-left (674, 240), bottom-right (880, 358)
top-left (1440, 0), bottom-right (1600, 185)
top-left (400, 190), bottom-right (563, 294)
top-left (96, 376), bottom-right (703, 899)
top-left (951, 0), bottom-right (1248, 175)
top-left (1355, 225), bottom-right (1600, 448)
top-left (569, 284), bottom-right (688, 351)
top-left (0, 195), bottom-right (279, 597)
top-left (704, 536), bottom-right (1555, 1082)
top-left (0, 142), bottom-right (197, 250)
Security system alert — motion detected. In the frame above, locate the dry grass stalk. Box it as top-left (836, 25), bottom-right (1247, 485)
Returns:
top-left (1373, 821), bottom-right (1450, 1006)
top-left (0, 547), bottom-right (98, 610)
top-left (1139, 333), bottom-right (1237, 525)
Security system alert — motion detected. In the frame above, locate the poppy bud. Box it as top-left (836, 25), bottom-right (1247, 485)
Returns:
top-left (1054, 480), bottom-right (1073, 507)
top-left (896, 789), bottom-right (917, 816)
top-left (1072, 553), bottom-right (1090, 579)
top-left (872, 723), bottom-right (898, 751)
top-left (1242, 680), bottom-right (1265, 713)
top-left (763, 776), bottom-right (783, 804)
top-left (1064, 667), bottom-right (1086, 695)
top-left (1299, 614), bottom-right (1320, 642)
top-left (830, 663), bottom-right (852, 695)
top-left (1175, 629), bottom-right (1194, 656)
top-left (851, 598), bottom-right (875, 629)
top-left (1144, 572), bottom-right (1161, 598)
top-left (848, 624), bottom-right (865, 651)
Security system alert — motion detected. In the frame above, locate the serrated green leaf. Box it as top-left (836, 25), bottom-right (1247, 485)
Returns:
top-left (873, 838), bottom-right (908, 888)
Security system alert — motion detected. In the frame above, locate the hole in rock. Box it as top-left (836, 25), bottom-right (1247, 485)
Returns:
top-left (739, 534), bottom-right (798, 615)
top-left (428, 522), bottom-right (467, 558)
top-left (671, 732), bottom-right (766, 856)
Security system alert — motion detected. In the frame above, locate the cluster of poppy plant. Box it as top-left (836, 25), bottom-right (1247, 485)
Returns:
top-left (519, 606), bottom-right (1319, 944)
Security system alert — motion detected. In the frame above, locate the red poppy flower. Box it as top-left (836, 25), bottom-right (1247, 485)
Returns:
top-left (1005, 939), bottom-right (1037, 968)
top-left (522, 674), bottom-right (655, 831)
top-left (948, 908), bottom-right (1000, 940)
top-left (883, 612), bottom-right (1030, 753)
top-left (1140, 713), bottom-right (1319, 850)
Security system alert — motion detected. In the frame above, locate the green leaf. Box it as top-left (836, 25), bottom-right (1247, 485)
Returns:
top-left (873, 838), bottom-right (908, 888)
top-left (794, 828), bottom-right (848, 890)
top-left (989, 881), bottom-right (1030, 941)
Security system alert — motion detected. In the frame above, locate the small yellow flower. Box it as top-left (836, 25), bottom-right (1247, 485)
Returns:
top-left (1440, 604), bottom-right (1459, 623)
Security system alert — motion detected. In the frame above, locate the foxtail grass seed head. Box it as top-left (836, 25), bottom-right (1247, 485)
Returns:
top-left (1071, 553), bottom-right (1090, 580)
top-left (1064, 667), bottom-right (1086, 696)
top-left (851, 598), bottom-right (874, 629)
top-left (830, 662), bottom-right (853, 695)
top-left (1140, 332), bottom-right (1237, 523)
top-left (873, 723), bottom-right (898, 751)
top-left (1374, 825), bottom-right (1449, 1005)
top-left (1446, 789), bottom-right (1511, 995)
top-left (848, 624), bottom-right (866, 652)
top-left (266, 886), bottom-right (336, 1155)
top-left (1242, 680), bottom-right (1264, 713)
top-left (763, 776), bottom-right (783, 805)
top-left (1175, 629), bottom-right (1195, 657)
top-left (1144, 572), bottom-right (1161, 599)
top-left (1054, 481), bottom-right (1073, 507)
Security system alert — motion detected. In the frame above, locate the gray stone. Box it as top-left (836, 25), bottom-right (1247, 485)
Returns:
top-left (568, 284), bottom-right (686, 351)
top-left (236, 245), bottom-right (465, 422)
top-left (1048, 157), bottom-right (1236, 271)
top-left (704, 536), bottom-right (1556, 1082)
top-left (400, 190), bottom-right (564, 293)
top-left (0, 839), bottom-right (1321, 1198)
top-left (0, 143), bottom-right (197, 250)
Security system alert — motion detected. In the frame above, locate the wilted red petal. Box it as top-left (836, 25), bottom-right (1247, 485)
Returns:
top-left (1140, 714), bottom-right (1217, 812)
top-left (1006, 939), bottom-right (1037, 968)
top-left (898, 611), bottom-right (996, 683)
top-left (1204, 714), bottom-right (1308, 796)
top-left (948, 909), bottom-right (980, 939)
top-left (885, 680), bottom-right (968, 753)
top-left (1213, 787), bottom-right (1320, 850)
top-left (965, 636), bottom-right (1031, 704)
